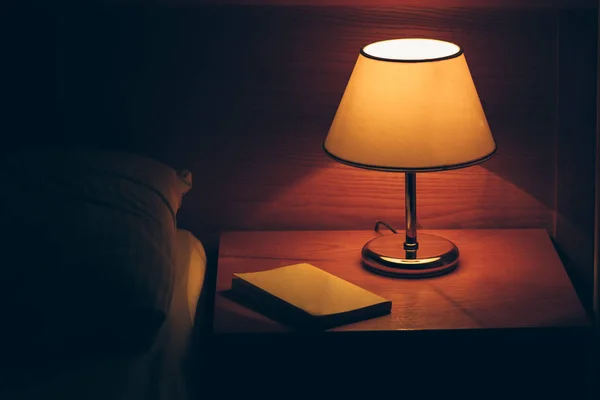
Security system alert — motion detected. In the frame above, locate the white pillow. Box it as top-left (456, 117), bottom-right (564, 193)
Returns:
top-left (0, 147), bottom-right (192, 358)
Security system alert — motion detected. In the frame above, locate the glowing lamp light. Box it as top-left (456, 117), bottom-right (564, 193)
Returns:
top-left (324, 38), bottom-right (496, 278)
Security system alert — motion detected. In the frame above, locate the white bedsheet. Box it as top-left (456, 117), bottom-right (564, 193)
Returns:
top-left (1, 229), bottom-right (207, 400)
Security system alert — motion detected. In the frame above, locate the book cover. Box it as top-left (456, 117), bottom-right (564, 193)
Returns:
top-left (230, 263), bottom-right (392, 330)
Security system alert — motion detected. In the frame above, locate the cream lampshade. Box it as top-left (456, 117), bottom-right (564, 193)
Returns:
top-left (324, 38), bottom-right (496, 278)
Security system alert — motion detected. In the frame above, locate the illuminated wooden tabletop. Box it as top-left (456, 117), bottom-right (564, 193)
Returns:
top-left (213, 229), bottom-right (590, 334)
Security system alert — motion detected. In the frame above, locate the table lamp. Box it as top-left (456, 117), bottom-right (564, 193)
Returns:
top-left (324, 38), bottom-right (496, 278)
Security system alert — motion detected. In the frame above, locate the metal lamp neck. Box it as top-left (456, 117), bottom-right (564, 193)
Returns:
top-left (404, 172), bottom-right (418, 251)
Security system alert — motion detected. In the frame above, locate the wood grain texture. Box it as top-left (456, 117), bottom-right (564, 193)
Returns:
top-left (213, 229), bottom-right (590, 333)
top-left (555, 9), bottom-right (598, 314)
top-left (45, 7), bottom-right (556, 239)
top-left (169, 6), bottom-right (559, 240)
top-left (46, 7), bottom-right (559, 243)
top-left (139, 0), bottom-right (597, 8)
top-left (47, 6), bottom-right (559, 240)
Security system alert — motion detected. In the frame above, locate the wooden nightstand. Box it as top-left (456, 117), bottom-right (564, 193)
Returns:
top-left (205, 229), bottom-right (592, 398)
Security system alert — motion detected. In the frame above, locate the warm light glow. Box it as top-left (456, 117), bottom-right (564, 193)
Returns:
top-left (363, 38), bottom-right (461, 61)
top-left (324, 38), bottom-right (496, 171)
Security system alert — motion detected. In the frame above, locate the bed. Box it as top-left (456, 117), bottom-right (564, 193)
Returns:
top-left (0, 148), bottom-right (207, 400)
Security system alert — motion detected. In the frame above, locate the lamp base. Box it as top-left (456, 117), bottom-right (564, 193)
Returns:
top-left (361, 233), bottom-right (459, 278)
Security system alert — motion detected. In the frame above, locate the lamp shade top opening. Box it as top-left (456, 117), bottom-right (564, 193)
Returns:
top-left (362, 38), bottom-right (462, 62)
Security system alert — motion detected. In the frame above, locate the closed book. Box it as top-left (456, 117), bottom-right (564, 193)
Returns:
top-left (230, 263), bottom-right (392, 330)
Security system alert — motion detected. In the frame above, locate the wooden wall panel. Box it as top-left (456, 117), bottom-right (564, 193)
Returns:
top-left (555, 9), bottom-right (598, 313)
top-left (173, 7), bottom-right (558, 239)
top-left (111, 0), bottom-right (597, 8)
top-left (47, 6), bottom-right (559, 251)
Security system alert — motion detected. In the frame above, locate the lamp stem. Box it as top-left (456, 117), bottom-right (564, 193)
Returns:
top-left (404, 172), bottom-right (418, 250)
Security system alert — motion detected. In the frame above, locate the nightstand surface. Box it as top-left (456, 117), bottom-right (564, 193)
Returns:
top-left (213, 229), bottom-right (589, 333)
